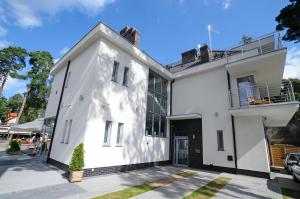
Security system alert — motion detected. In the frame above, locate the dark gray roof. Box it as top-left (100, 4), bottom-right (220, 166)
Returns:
top-left (166, 50), bottom-right (242, 73)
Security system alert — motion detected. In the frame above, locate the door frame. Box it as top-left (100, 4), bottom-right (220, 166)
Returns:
top-left (173, 136), bottom-right (189, 166)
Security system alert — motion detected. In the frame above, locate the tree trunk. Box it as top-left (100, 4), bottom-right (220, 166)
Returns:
top-left (0, 74), bottom-right (8, 96)
top-left (15, 87), bottom-right (31, 125)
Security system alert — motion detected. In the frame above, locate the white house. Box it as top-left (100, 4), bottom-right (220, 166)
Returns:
top-left (44, 22), bottom-right (299, 178)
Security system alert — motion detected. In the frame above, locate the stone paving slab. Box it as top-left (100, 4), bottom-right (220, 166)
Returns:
top-left (62, 166), bottom-right (186, 199)
top-left (132, 170), bottom-right (218, 199)
top-left (214, 173), bottom-right (282, 199)
top-left (0, 183), bottom-right (86, 199)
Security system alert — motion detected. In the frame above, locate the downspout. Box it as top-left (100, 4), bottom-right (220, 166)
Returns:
top-left (47, 61), bottom-right (71, 163)
top-left (227, 71), bottom-right (238, 173)
top-left (169, 79), bottom-right (175, 164)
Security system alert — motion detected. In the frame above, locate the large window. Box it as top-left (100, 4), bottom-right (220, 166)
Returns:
top-left (145, 70), bottom-right (168, 137)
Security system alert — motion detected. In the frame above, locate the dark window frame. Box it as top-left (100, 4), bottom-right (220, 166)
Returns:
top-left (145, 70), bottom-right (168, 137)
top-left (122, 67), bottom-right (129, 86)
top-left (111, 61), bottom-right (119, 82)
top-left (217, 130), bottom-right (224, 151)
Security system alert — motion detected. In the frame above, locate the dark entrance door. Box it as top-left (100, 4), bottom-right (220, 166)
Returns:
top-left (170, 119), bottom-right (203, 168)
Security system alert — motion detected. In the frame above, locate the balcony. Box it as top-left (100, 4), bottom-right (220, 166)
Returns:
top-left (209, 32), bottom-right (283, 64)
top-left (229, 80), bottom-right (299, 127)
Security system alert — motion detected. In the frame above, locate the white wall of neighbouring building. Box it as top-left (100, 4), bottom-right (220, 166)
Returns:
top-left (234, 115), bottom-right (270, 173)
top-left (172, 66), bottom-right (236, 169)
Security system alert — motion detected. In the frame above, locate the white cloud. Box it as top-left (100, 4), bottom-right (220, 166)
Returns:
top-left (4, 0), bottom-right (115, 28)
top-left (53, 58), bottom-right (60, 64)
top-left (0, 40), bottom-right (10, 49)
top-left (3, 77), bottom-right (27, 96)
top-left (283, 47), bottom-right (300, 79)
top-left (59, 46), bottom-right (70, 55)
top-left (222, 0), bottom-right (231, 10)
top-left (0, 25), bottom-right (7, 36)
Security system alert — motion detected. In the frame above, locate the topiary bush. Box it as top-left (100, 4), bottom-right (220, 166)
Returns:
top-left (69, 143), bottom-right (84, 171)
top-left (7, 139), bottom-right (21, 153)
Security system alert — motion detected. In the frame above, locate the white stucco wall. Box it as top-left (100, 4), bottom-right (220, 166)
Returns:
top-left (49, 38), bottom-right (169, 168)
top-left (83, 38), bottom-right (169, 169)
top-left (234, 116), bottom-right (270, 173)
top-left (49, 40), bottom-right (101, 164)
top-left (45, 66), bottom-right (67, 118)
top-left (172, 67), bottom-right (235, 168)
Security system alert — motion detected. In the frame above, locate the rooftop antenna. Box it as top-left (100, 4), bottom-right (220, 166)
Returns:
top-left (208, 25), bottom-right (212, 53)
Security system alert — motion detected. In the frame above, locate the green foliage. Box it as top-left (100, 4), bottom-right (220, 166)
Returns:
top-left (288, 78), bottom-right (300, 120)
top-left (7, 140), bottom-right (21, 153)
top-left (69, 143), bottom-right (84, 171)
top-left (276, 0), bottom-right (300, 43)
top-left (242, 35), bottom-right (252, 44)
top-left (0, 96), bottom-right (9, 123)
top-left (8, 93), bottom-right (23, 112)
top-left (0, 46), bottom-right (27, 96)
top-left (19, 51), bottom-right (54, 123)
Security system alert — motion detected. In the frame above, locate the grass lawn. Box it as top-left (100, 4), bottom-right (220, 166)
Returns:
top-left (183, 177), bottom-right (231, 199)
top-left (282, 188), bottom-right (300, 199)
top-left (92, 171), bottom-right (197, 199)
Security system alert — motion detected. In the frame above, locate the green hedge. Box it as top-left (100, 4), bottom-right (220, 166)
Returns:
top-left (69, 143), bottom-right (84, 171)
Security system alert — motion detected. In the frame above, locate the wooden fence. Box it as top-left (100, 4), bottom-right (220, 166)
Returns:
top-left (270, 145), bottom-right (300, 167)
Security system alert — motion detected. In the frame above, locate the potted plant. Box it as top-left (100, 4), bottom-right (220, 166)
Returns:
top-left (6, 140), bottom-right (21, 155)
top-left (69, 143), bottom-right (84, 182)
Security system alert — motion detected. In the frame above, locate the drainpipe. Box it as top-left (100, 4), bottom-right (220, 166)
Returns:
top-left (227, 71), bottom-right (238, 173)
top-left (169, 79), bottom-right (175, 164)
top-left (47, 61), bottom-right (71, 163)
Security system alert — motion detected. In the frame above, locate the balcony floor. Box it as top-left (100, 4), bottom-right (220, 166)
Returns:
top-left (229, 101), bottom-right (299, 127)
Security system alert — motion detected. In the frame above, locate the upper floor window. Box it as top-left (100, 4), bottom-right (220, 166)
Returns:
top-left (112, 61), bottom-right (119, 82)
top-left (123, 67), bottom-right (129, 86)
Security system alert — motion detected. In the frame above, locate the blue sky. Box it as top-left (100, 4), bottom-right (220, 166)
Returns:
top-left (0, 0), bottom-right (299, 98)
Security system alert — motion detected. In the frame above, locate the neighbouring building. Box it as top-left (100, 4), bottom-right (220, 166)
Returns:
top-left (44, 23), bottom-right (299, 178)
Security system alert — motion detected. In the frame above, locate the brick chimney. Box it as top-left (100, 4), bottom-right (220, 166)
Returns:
top-left (200, 44), bottom-right (209, 63)
top-left (120, 26), bottom-right (140, 47)
top-left (181, 49), bottom-right (197, 64)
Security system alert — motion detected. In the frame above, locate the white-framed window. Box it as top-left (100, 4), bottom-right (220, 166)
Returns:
top-left (103, 121), bottom-right (112, 145)
top-left (65, 119), bottom-right (72, 144)
top-left (116, 123), bottom-right (124, 145)
top-left (61, 120), bottom-right (68, 143)
top-left (122, 67), bottom-right (129, 86)
top-left (217, 130), bottom-right (224, 151)
top-left (111, 61), bottom-right (119, 82)
top-left (65, 71), bottom-right (71, 88)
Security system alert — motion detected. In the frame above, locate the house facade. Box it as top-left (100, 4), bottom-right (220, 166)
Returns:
top-left (45, 23), bottom-right (299, 178)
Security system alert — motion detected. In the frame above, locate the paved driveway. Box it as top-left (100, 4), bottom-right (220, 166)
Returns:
top-left (0, 145), bottom-right (298, 199)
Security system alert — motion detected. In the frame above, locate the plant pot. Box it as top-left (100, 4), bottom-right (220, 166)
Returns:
top-left (69, 170), bottom-right (83, 183)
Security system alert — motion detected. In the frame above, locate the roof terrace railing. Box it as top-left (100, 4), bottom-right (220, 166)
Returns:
top-left (229, 80), bottom-right (295, 109)
top-left (209, 32), bottom-right (284, 63)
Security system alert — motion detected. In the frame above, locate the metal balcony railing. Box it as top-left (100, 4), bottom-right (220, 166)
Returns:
top-left (209, 32), bottom-right (283, 63)
top-left (229, 80), bottom-right (296, 109)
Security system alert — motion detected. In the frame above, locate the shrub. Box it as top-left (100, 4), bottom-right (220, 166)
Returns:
top-left (69, 143), bottom-right (84, 171)
top-left (7, 139), bottom-right (21, 153)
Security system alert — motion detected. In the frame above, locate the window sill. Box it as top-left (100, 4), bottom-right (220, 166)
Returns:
top-left (115, 144), bottom-right (123, 147)
top-left (217, 149), bottom-right (225, 152)
top-left (103, 144), bottom-right (111, 147)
